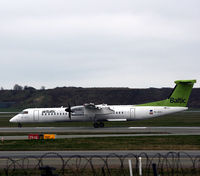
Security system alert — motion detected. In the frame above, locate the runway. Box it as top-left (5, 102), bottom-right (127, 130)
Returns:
top-left (0, 126), bottom-right (200, 140)
top-left (0, 126), bottom-right (200, 134)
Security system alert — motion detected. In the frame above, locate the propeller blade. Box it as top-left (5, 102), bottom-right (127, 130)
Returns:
top-left (69, 111), bottom-right (71, 119)
top-left (65, 104), bottom-right (72, 120)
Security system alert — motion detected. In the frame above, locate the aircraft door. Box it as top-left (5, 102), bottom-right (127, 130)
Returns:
top-left (33, 110), bottom-right (39, 121)
top-left (130, 108), bottom-right (135, 118)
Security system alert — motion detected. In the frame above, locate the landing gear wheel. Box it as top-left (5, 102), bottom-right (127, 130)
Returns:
top-left (99, 122), bottom-right (104, 128)
top-left (93, 123), bottom-right (99, 128)
top-left (93, 122), bottom-right (104, 128)
top-left (18, 123), bottom-right (22, 128)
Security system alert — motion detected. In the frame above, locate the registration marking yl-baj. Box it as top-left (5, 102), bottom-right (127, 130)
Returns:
top-left (9, 80), bottom-right (196, 128)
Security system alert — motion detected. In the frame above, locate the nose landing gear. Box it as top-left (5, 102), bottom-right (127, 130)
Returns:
top-left (93, 122), bottom-right (104, 128)
top-left (18, 123), bottom-right (22, 128)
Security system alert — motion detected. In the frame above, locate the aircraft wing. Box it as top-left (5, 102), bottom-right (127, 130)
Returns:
top-left (84, 103), bottom-right (114, 115)
top-left (84, 103), bottom-right (101, 110)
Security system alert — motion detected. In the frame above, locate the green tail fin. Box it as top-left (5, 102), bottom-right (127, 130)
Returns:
top-left (139, 80), bottom-right (196, 107)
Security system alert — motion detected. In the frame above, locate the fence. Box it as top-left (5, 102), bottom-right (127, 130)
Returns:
top-left (0, 152), bottom-right (199, 176)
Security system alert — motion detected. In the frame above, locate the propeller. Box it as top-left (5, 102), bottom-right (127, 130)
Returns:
top-left (65, 104), bottom-right (73, 120)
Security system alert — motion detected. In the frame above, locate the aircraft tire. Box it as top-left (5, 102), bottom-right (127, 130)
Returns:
top-left (18, 123), bottom-right (22, 128)
top-left (93, 123), bottom-right (99, 128)
top-left (99, 122), bottom-right (104, 128)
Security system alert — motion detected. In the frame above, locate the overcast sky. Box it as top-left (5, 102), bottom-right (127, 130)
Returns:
top-left (0, 0), bottom-right (199, 89)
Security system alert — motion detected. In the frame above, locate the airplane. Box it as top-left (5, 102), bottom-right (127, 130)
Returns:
top-left (9, 80), bottom-right (196, 128)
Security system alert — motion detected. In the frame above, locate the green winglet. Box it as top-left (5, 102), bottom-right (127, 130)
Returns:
top-left (138, 80), bottom-right (196, 107)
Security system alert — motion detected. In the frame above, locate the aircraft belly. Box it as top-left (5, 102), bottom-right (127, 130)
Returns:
top-left (71, 115), bottom-right (90, 122)
top-left (96, 114), bottom-right (129, 122)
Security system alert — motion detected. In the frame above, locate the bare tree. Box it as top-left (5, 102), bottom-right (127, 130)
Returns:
top-left (13, 84), bottom-right (23, 91)
top-left (24, 85), bottom-right (28, 90)
top-left (41, 86), bottom-right (45, 90)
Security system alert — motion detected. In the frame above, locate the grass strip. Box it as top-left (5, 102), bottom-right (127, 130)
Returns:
top-left (0, 135), bottom-right (199, 151)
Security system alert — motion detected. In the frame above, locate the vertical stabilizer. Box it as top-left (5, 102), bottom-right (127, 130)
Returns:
top-left (138, 80), bottom-right (196, 107)
top-left (167, 80), bottom-right (196, 107)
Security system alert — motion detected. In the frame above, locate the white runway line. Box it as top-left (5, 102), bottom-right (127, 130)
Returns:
top-left (128, 127), bottom-right (147, 129)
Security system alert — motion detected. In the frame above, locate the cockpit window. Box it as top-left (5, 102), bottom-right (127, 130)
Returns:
top-left (20, 111), bottom-right (28, 114)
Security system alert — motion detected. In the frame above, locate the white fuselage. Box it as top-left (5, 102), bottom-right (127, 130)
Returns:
top-left (9, 105), bottom-right (187, 123)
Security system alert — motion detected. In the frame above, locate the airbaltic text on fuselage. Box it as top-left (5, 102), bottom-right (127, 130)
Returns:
top-left (170, 97), bottom-right (186, 104)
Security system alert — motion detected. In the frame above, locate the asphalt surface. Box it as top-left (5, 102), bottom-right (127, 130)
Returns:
top-left (0, 126), bottom-right (200, 140)
top-left (0, 150), bottom-right (199, 158)
top-left (0, 150), bottom-right (198, 170)
top-left (1, 126), bottom-right (200, 134)
top-left (1, 133), bottom-right (200, 140)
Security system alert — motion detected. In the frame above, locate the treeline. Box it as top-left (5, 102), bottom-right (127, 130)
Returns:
top-left (0, 84), bottom-right (45, 91)
top-left (0, 86), bottom-right (199, 109)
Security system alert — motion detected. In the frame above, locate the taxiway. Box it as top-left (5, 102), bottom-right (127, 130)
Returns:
top-left (0, 126), bottom-right (200, 140)
top-left (0, 126), bottom-right (200, 134)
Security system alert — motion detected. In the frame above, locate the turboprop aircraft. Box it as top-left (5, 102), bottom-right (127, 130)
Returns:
top-left (9, 80), bottom-right (196, 128)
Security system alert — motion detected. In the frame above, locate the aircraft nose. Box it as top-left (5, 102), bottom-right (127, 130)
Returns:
top-left (9, 117), bottom-right (15, 123)
top-left (9, 115), bottom-right (20, 123)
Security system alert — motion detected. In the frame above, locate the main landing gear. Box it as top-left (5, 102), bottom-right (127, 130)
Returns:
top-left (93, 122), bottom-right (104, 128)
top-left (18, 123), bottom-right (22, 128)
